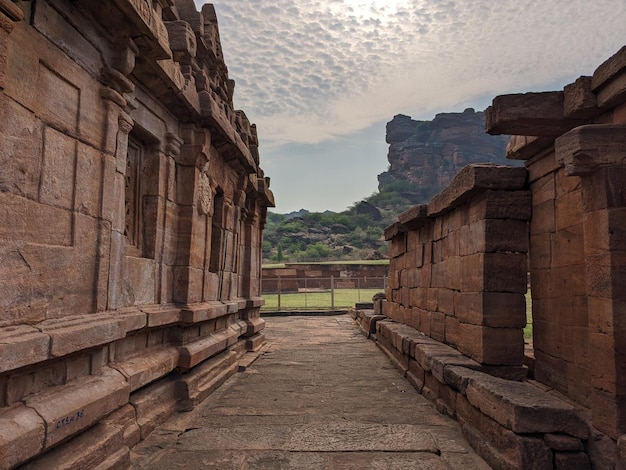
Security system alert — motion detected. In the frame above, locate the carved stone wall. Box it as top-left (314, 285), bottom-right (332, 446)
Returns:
top-left (379, 45), bottom-right (626, 469)
top-left (0, 1), bottom-right (273, 467)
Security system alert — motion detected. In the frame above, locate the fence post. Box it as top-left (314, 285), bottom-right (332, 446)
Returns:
top-left (304, 277), bottom-right (308, 309)
top-left (331, 276), bottom-right (335, 311)
top-left (357, 277), bottom-right (361, 302)
top-left (277, 276), bottom-right (281, 311)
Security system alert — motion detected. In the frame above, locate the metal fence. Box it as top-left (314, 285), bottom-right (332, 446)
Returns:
top-left (260, 276), bottom-right (387, 311)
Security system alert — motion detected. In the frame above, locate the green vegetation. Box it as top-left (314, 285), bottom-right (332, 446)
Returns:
top-left (263, 177), bottom-right (436, 264)
top-left (261, 288), bottom-right (382, 311)
top-left (525, 291), bottom-right (533, 341)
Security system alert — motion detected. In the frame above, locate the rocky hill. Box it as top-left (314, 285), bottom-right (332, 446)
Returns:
top-left (378, 108), bottom-right (513, 201)
top-left (263, 108), bottom-right (516, 263)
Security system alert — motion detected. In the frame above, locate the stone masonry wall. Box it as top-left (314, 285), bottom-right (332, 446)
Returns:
top-left (384, 164), bottom-right (530, 372)
top-left (0, 1), bottom-right (273, 468)
top-left (376, 45), bottom-right (626, 469)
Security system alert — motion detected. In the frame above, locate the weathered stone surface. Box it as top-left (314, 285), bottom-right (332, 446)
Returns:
top-left (465, 374), bottom-right (589, 438)
top-left (592, 45), bottom-right (626, 108)
top-left (544, 432), bottom-right (585, 451)
top-left (113, 346), bottom-right (178, 392)
top-left (178, 327), bottom-right (239, 369)
top-left (486, 91), bottom-right (586, 136)
top-left (25, 367), bottom-right (130, 448)
top-left (382, 110), bottom-right (512, 206)
top-left (0, 325), bottom-right (50, 373)
top-left (0, 404), bottom-right (45, 469)
top-left (38, 314), bottom-right (126, 357)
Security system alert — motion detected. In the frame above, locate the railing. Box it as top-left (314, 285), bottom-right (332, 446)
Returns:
top-left (261, 276), bottom-right (387, 311)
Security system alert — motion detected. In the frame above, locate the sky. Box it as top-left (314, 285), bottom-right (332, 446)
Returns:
top-left (196, 1), bottom-right (626, 213)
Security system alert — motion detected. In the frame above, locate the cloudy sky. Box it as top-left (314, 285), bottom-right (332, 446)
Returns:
top-left (197, 1), bottom-right (626, 213)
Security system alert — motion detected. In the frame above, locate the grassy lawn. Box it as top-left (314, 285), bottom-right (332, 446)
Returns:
top-left (262, 260), bottom-right (390, 269)
top-left (262, 288), bottom-right (535, 342)
top-left (261, 288), bottom-right (382, 311)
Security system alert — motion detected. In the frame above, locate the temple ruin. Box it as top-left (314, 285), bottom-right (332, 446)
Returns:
top-left (363, 46), bottom-right (626, 468)
top-left (0, 0), bottom-right (273, 467)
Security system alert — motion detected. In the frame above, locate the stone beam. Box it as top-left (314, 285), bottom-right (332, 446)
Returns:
top-left (486, 91), bottom-right (586, 137)
top-left (0, 0), bottom-right (24, 90)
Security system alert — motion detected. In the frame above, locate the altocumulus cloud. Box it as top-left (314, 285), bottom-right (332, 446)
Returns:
top-left (192, 1), bottom-right (626, 212)
top-left (199, 0), bottom-right (625, 148)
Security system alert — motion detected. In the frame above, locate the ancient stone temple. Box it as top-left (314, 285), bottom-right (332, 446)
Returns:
top-left (374, 46), bottom-right (626, 469)
top-left (0, 0), bottom-right (273, 467)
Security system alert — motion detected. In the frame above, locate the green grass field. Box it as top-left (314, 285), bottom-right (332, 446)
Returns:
top-left (262, 259), bottom-right (390, 269)
top-left (262, 288), bottom-right (534, 342)
top-left (261, 288), bottom-right (382, 310)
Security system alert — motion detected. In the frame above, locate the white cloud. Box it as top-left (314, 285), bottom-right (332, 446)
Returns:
top-left (192, 0), bottom-right (626, 211)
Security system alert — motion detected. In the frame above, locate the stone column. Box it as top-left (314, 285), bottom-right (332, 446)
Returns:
top-left (0, 0), bottom-right (23, 90)
top-left (557, 124), bottom-right (626, 440)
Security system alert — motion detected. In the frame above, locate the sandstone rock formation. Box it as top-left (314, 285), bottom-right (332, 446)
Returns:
top-left (380, 109), bottom-right (513, 201)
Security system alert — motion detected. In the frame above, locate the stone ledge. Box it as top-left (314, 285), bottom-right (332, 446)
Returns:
top-left (24, 367), bottom-right (130, 449)
top-left (246, 297), bottom-right (265, 308)
top-left (592, 45), bottom-right (626, 108)
top-left (0, 404), bottom-right (45, 469)
top-left (371, 318), bottom-right (592, 469)
top-left (38, 314), bottom-right (126, 358)
top-left (180, 301), bottom-right (228, 323)
top-left (178, 326), bottom-right (240, 369)
top-left (112, 346), bottom-right (179, 392)
top-left (0, 325), bottom-right (50, 373)
top-left (244, 317), bottom-right (265, 337)
top-left (427, 164), bottom-right (528, 218)
top-left (175, 349), bottom-right (240, 411)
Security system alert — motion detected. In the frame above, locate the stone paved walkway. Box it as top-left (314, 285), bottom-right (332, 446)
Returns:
top-left (130, 315), bottom-right (490, 469)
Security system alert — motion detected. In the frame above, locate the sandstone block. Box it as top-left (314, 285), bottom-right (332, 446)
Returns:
top-left (555, 451), bottom-right (591, 470)
top-left (0, 404), bottom-right (45, 469)
top-left (544, 433), bottom-right (584, 451)
top-left (592, 45), bottom-right (626, 108)
top-left (458, 323), bottom-right (523, 366)
top-left (486, 91), bottom-right (585, 136)
top-left (112, 346), bottom-right (178, 392)
top-left (178, 327), bottom-right (239, 369)
top-left (0, 325), bottom-right (50, 373)
top-left (564, 76), bottom-right (598, 119)
top-left (246, 333), bottom-right (265, 351)
top-left (39, 314), bottom-right (125, 357)
top-left (25, 367), bottom-right (129, 448)
top-left (23, 420), bottom-right (125, 470)
top-left (245, 317), bottom-right (265, 337)
top-left (130, 376), bottom-right (178, 440)
top-left (141, 304), bottom-right (182, 327)
top-left (455, 292), bottom-right (526, 328)
top-left (465, 373), bottom-right (589, 438)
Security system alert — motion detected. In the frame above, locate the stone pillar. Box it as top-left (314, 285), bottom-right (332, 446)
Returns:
top-left (557, 124), bottom-right (626, 440)
top-left (0, 0), bottom-right (23, 90)
top-left (174, 125), bottom-right (212, 304)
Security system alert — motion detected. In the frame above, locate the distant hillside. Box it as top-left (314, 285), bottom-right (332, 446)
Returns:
top-left (263, 109), bottom-right (514, 264)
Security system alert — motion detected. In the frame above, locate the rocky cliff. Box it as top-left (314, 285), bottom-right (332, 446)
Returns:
top-left (379, 109), bottom-right (513, 200)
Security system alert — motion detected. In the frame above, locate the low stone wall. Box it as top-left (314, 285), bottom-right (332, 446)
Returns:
top-left (262, 263), bottom-right (388, 293)
top-left (384, 164), bottom-right (530, 371)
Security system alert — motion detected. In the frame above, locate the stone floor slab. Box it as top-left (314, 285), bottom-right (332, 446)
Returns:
top-left (131, 315), bottom-right (490, 469)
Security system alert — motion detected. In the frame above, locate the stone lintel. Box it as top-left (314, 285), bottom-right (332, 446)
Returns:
top-left (592, 46), bottom-right (626, 108)
top-left (397, 204), bottom-right (428, 230)
top-left (112, 346), bottom-right (178, 392)
top-left (177, 327), bottom-right (239, 370)
top-left (465, 375), bottom-right (589, 438)
top-left (384, 221), bottom-right (407, 241)
top-left (486, 91), bottom-right (586, 137)
top-left (24, 367), bottom-right (130, 449)
top-left (506, 135), bottom-right (555, 161)
top-left (555, 124), bottom-right (626, 176)
top-left (427, 164), bottom-right (527, 218)
top-left (0, 404), bottom-right (45, 469)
